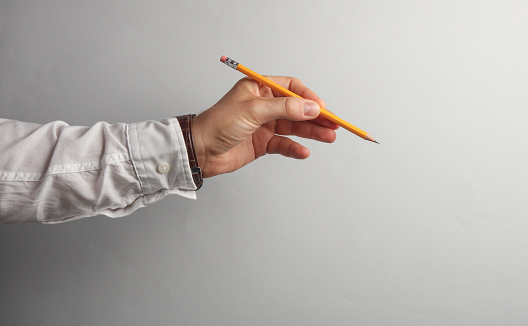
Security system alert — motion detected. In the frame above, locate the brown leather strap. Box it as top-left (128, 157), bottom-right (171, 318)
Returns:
top-left (176, 114), bottom-right (203, 190)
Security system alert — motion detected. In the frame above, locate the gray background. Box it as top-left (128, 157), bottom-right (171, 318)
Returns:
top-left (1, 0), bottom-right (527, 325)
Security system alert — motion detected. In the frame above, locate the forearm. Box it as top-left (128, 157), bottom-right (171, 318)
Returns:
top-left (0, 118), bottom-right (196, 223)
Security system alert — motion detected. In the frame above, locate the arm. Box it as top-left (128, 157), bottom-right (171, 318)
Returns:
top-left (0, 76), bottom-right (337, 223)
top-left (0, 118), bottom-right (197, 223)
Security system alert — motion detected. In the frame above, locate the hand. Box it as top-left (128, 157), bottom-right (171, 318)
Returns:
top-left (191, 76), bottom-right (339, 178)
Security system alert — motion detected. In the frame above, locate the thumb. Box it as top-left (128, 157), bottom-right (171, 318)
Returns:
top-left (250, 97), bottom-right (321, 124)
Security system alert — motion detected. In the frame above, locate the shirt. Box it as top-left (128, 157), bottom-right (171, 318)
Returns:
top-left (0, 118), bottom-right (197, 224)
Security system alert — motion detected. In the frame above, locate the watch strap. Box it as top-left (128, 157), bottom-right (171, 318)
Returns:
top-left (176, 114), bottom-right (203, 190)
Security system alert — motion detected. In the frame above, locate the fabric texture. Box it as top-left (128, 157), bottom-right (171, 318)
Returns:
top-left (0, 118), bottom-right (197, 224)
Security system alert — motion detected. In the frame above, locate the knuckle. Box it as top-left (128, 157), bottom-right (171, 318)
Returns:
top-left (283, 97), bottom-right (300, 118)
top-left (301, 87), bottom-right (312, 98)
top-left (290, 77), bottom-right (300, 84)
top-left (237, 77), bottom-right (253, 85)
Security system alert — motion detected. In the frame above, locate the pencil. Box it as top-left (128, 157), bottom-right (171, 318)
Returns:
top-left (220, 56), bottom-right (378, 144)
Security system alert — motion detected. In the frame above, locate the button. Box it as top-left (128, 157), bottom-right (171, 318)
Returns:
top-left (157, 162), bottom-right (170, 174)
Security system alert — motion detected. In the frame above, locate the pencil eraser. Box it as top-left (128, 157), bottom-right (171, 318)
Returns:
top-left (220, 55), bottom-right (227, 63)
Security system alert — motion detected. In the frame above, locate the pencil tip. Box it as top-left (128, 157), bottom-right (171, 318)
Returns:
top-left (364, 134), bottom-right (379, 144)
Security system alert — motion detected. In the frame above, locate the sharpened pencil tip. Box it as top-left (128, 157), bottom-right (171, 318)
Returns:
top-left (364, 134), bottom-right (379, 144)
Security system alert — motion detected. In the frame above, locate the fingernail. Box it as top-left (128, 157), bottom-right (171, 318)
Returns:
top-left (304, 101), bottom-right (320, 117)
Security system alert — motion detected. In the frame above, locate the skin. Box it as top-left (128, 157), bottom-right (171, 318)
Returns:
top-left (191, 76), bottom-right (339, 178)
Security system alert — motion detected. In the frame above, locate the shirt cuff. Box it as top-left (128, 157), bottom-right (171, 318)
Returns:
top-left (126, 118), bottom-right (197, 199)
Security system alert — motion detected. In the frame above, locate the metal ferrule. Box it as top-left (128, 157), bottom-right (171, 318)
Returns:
top-left (224, 57), bottom-right (239, 69)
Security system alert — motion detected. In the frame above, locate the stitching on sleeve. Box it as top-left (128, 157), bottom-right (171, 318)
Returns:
top-left (133, 122), bottom-right (152, 193)
top-left (0, 152), bottom-right (130, 182)
top-left (126, 124), bottom-right (144, 192)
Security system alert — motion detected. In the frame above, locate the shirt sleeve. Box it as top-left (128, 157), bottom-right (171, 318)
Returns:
top-left (0, 117), bottom-right (197, 224)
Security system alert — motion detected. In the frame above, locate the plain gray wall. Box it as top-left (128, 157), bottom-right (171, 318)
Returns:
top-left (1, 0), bottom-right (528, 325)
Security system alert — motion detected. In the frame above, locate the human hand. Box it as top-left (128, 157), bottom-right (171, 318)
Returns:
top-left (191, 76), bottom-right (339, 178)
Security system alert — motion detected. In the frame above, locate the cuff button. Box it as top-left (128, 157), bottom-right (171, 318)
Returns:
top-left (157, 162), bottom-right (171, 174)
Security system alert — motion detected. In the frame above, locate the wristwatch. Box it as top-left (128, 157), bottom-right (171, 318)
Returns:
top-left (176, 114), bottom-right (203, 190)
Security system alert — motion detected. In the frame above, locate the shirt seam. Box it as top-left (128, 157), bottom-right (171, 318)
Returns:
top-left (132, 122), bottom-right (153, 193)
top-left (125, 124), bottom-right (144, 192)
top-left (0, 152), bottom-right (130, 182)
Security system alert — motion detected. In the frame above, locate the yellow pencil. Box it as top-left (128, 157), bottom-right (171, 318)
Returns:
top-left (220, 56), bottom-right (378, 144)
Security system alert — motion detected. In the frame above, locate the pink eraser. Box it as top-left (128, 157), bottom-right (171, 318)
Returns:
top-left (220, 55), bottom-right (227, 63)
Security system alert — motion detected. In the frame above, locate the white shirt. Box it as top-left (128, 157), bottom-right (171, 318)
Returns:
top-left (0, 118), bottom-right (197, 224)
